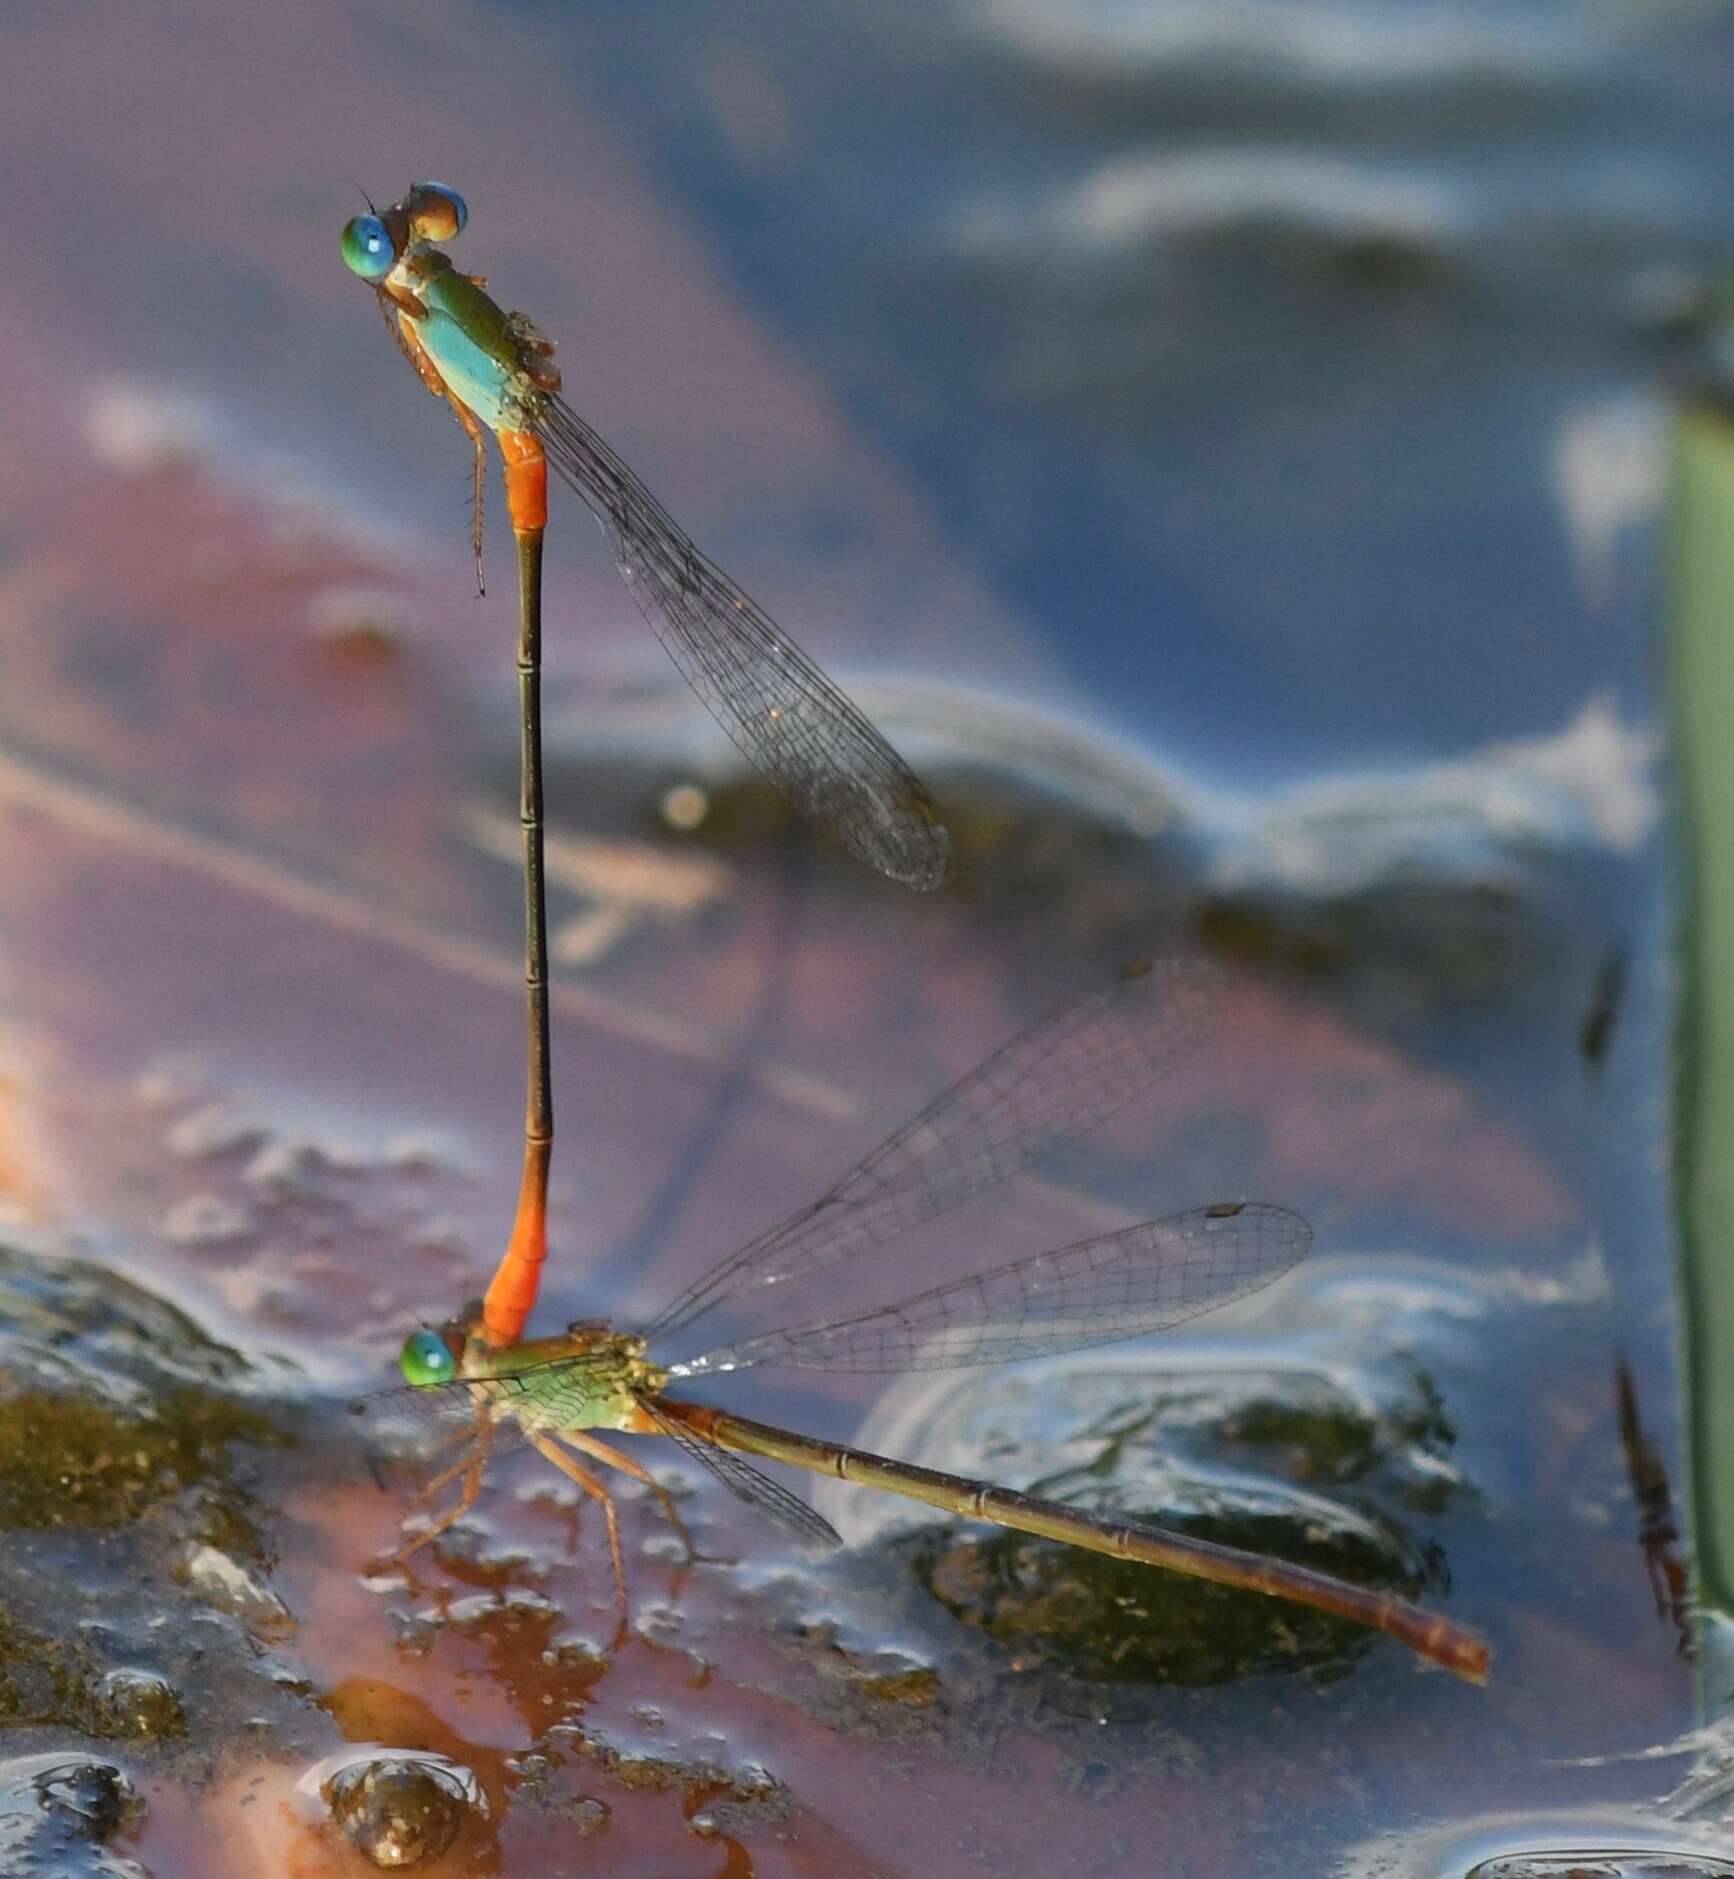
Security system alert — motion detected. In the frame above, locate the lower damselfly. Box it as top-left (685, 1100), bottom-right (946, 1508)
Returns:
top-left (360, 956), bottom-right (1489, 1684)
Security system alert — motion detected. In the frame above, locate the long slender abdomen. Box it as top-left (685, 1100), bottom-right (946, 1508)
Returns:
top-left (655, 1398), bottom-right (1489, 1683)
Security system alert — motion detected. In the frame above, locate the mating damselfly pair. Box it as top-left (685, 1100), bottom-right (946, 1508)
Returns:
top-left (343, 184), bottom-right (1488, 1684)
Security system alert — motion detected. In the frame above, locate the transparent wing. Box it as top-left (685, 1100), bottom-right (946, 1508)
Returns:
top-left (534, 394), bottom-right (949, 891)
top-left (635, 1394), bottom-right (842, 1550)
top-left (349, 1354), bottom-right (621, 1467)
top-left (349, 1382), bottom-right (524, 1500)
top-left (646, 955), bottom-right (1223, 1347)
top-left (673, 1202), bottom-right (1310, 1377)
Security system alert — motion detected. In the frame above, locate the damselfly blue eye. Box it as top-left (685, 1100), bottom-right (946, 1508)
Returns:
top-left (400, 1329), bottom-right (457, 1387)
top-left (340, 214), bottom-right (397, 281)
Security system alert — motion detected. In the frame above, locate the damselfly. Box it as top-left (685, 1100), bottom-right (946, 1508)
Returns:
top-left (360, 956), bottom-right (1489, 1684)
top-left (341, 181), bottom-right (949, 1347)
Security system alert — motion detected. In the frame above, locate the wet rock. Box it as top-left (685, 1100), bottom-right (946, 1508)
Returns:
top-left (29, 1760), bottom-right (132, 1840)
top-left (0, 1754), bottom-right (141, 1878)
top-left (852, 1660), bottom-right (941, 1706)
top-left (0, 1384), bottom-right (272, 1535)
top-left (793, 1622), bottom-right (941, 1707)
top-left (1345, 1807), bottom-right (1734, 1879)
top-left (0, 1243), bottom-right (306, 1753)
top-left (687, 1767), bottom-right (793, 1842)
top-left (178, 1544), bottom-right (293, 1638)
top-left (559, 1727), bottom-right (788, 1829)
top-left (568, 1796), bottom-right (609, 1837)
top-left (843, 1352), bottom-right (1465, 1687)
top-left (1466, 1855), bottom-right (1734, 1877)
top-left (94, 1670), bottom-right (184, 1742)
top-left (317, 1750), bottom-right (484, 1869)
top-left (0, 1243), bottom-right (249, 1397)
top-left (906, 1506), bottom-right (1424, 1686)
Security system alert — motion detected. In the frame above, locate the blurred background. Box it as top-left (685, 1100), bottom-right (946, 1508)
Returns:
top-left (0, 1), bottom-right (1730, 1874)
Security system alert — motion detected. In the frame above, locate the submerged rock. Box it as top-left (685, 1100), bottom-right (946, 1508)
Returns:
top-left (311, 1750), bottom-right (485, 1869)
top-left (833, 1325), bottom-right (1474, 1687)
top-left (1466, 1856), bottom-right (1734, 1877)
top-left (92, 1672), bottom-right (184, 1744)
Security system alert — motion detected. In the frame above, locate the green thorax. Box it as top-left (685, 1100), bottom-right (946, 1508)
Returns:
top-left (461, 1328), bottom-right (668, 1434)
top-left (397, 247), bottom-right (542, 434)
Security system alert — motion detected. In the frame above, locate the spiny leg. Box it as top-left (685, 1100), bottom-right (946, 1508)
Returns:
top-left (396, 312), bottom-right (489, 594)
top-left (556, 1427), bottom-right (697, 1565)
top-left (412, 1437), bottom-right (488, 1510)
top-left (527, 1431), bottom-right (629, 1635)
top-left (465, 418), bottom-right (486, 593)
top-left (395, 1407), bottom-right (495, 1566)
top-left (403, 1391), bottom-right (496, 1497)
top-left (378, 291), bottom-right (421, 375)
top-left (444, 393), bottom-right (487, 595)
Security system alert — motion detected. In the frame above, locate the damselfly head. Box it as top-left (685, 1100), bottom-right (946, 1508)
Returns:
top-left (341, 182), bottom-right (464, 285)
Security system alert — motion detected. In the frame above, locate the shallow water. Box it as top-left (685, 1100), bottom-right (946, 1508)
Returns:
top-left (0, 2), bottom-right (1727, 1873)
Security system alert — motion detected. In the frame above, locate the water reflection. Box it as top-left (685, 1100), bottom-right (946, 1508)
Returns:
top-left (1616, 1356), bottom-right (1693, 1658)
top-left (0, 0), bottom-right (1718, 1871)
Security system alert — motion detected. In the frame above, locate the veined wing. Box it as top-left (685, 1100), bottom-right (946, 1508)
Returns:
top-left (351, 1353), bottom-right (620, 1460)
top-left (635, 1395), bottom-right (842, 1550)
top-left (671, 1202), bottom-right (1309, 1377)
top-left (534, 394), bottom-right (948, 892)
top-left (646, 955), bottom-right (1223, 1347)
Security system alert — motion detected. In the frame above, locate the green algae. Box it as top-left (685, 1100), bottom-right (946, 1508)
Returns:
top-left (0, 1386), bottom-right (276, 1536)
top-left (0, 1242), bottom-right (308, 1757)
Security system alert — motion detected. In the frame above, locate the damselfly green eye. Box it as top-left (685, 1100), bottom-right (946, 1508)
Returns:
top-left (400, 1329), bottom-right (457, 1388)
top-left (341, 213), bottom-right (397, 281)
top-left (407, 181), bottom-right (467, 240)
